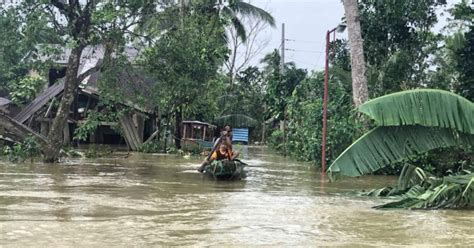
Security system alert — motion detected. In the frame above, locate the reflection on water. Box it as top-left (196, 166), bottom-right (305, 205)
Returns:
top-left (0, 147), bottom-right (472, 246)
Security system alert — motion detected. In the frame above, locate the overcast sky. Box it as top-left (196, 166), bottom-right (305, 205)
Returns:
top-left (250, 0), bottom-right (461, 72)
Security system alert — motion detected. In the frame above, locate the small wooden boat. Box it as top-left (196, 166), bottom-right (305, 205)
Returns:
top-left (204, 159), bottom-right (246, 180)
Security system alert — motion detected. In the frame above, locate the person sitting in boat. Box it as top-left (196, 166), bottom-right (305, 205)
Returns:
top-left (213, 125), bottom-right (233, 149)
top-left (198, 141), bottom-right (238, 172)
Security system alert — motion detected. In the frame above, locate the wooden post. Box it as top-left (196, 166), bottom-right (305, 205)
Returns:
top-left (183, 124), bottom-right (187, 139)
top-left (136, 114), bottom-right (145, 142)
top-left (203, 126), bottom-right (207, 141)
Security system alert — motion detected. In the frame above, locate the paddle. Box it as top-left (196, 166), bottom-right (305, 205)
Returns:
top-left (233, 158), bottom-right (248, 166)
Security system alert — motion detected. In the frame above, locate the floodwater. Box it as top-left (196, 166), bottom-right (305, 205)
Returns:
top-left (0, 147), bottom-right (472, 246)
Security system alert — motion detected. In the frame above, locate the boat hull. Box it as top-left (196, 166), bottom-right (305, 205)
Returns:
top-left (204, 160), bottom-right (245, 180)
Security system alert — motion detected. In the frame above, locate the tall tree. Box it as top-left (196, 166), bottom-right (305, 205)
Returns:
top-left (342, 0), bottom-right (369, 107)
top-left (18, 1), bottom-right (155, 162)
top-left (359, 0), bottom-right (445, 96)
top-left (141, 4), bottom-right (228, 149)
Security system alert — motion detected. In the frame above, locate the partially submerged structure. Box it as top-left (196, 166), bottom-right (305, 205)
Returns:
top-left (5, 46), bottom-right (158, 150)
top-left (182, 121), bottom-right (217, 149)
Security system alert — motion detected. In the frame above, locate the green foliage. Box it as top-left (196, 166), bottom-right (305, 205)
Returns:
top-left (217, 66), bottom-right (267, 141)
top-left (454, 26), bottom-right (474, 101)
top-left (2, 136), bottom-right (41, 162)
top-left (358, 89), bottom-right (474, 134)
top-left (196, 0), bottom-right (275, 42)
top-left (138, 140), bottom-right (163, 153)
top-left (429, 1), bottom-right (474, 100)
top-left (361, 160), bottom-right (474, 209)
top-left (329, 90), bottom-right (474, 178)
top-left (329, 126), bottom-right (474, 178)
top-left (263, 50), bottom-right (307, 120)
top-left (267, 129), bottom-right (284, 151)
top-left (268, 69), bottom-right (359, 163)
top-left (359, 0), bottom-right (445, 96)
top-left (73, 109), bottom-right (120, 141)
top-left (8, 76), bottom-right (46, 105)
top-left (141, 4), bottom-right (228, 118)
top-left (375, 172), bottom-right (474, 209)
top-left (0, 8), bottom-right (49, 94)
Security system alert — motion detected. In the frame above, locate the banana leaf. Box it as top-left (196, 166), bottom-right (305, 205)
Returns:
top-left (358, 89), bottom-right (474, 134)
top-left (328, 126), bottom-right (474, 178)
top-left (375, 173), bottom-right (474, 209)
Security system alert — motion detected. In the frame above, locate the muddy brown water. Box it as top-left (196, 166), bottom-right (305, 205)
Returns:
top-left (0, 147), bottom-right (472, 246)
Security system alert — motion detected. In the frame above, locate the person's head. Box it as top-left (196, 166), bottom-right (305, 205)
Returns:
top-left (219, 143), bottom-right (228, 153)
top-left (224, 125), bottom-right (231, 132)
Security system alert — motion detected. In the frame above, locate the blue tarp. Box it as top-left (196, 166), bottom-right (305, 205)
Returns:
top-left (232, 128), bottom-right (248, 144)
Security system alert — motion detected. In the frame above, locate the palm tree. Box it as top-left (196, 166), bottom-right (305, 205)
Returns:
top-left (342, 0), bottom-right (369, 106)
top-left (202, 0), bottom-right (275, 42)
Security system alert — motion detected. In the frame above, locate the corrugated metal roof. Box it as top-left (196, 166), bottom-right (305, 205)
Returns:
top-left (232, 128), bottom-right (249, 143)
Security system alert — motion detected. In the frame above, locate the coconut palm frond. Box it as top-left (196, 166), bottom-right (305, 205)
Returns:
top-left (230, 15), bottom-right (247, 42)
top-left (230, 0), bottom-right (275, 27)
top-left (214, 114), bottom-right (257, 127)
top-left (328, 126), bottom-right (474, 178)
top-left (358, 89), bottom-right (474, 134)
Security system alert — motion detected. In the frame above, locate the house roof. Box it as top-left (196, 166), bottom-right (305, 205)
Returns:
top-left (183, 121), bottom-right (216, 128)
top-left (80, 66), bottom-right (156, 114)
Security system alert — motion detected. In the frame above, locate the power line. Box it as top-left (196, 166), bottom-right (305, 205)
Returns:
top-left (285, 39), bottom-right (324, 45)
top-left (285, 48), bottom-right (324, 54)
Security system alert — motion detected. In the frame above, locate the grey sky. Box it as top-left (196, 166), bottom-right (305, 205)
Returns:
top-left (251, 0), bottom-right (462, 72)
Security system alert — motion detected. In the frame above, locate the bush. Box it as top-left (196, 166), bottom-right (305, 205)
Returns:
top-left (2, 136), bottom-right (41, 162)
top-left (268, 71), bottom-right (360, 165)
top-left (138, 140), bottom-right (163, 153)
top-left (8, 76), bottom-right (46, 105)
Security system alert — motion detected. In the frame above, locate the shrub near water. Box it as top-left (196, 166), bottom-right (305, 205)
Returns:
top-left (2, 137), bottom-right (41, 162)
top-left (268, 72), bottom-right (360, 164)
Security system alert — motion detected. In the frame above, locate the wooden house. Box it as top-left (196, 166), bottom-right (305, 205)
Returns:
top-left (10, 46), bottom-right (158, 151)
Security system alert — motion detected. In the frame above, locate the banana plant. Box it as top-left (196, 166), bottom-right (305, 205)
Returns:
top-left (328, 89), bottom-right (474, 178)
top-left (327, 89), bottom-right (474, 209)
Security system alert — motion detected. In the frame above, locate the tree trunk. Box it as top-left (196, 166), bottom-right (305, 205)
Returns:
top-left (174, 107), bottom-right (182, 150)
top-left (343, 0), bottom-right (369, 107)
top-left (43, 46), bottom-right (84, 162)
